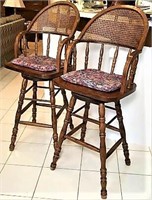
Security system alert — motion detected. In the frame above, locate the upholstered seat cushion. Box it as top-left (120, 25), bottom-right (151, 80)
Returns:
top-left (11, 55), bottom-right (64, 72)
top-left (61, 69), bottom-right (122, 92)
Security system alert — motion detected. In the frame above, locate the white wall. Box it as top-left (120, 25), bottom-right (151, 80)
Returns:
top-left (123, 46), bottom-right (152, 148)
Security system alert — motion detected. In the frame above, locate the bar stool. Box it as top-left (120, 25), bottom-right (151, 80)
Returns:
top-left (4, 1), bottom-right (80, 151)
top-left (50, 5), bottom-right (149, 199)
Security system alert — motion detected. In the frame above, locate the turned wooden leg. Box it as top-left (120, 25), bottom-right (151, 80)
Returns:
top-left (49, 81), bottom-right (58, 150)
top-left (50, 95), bottom-right (76, 170)
top-left (32, 81), bottom-right (37, 123)
top-left (80, 102), bottom-right (90, 142)
top-left (115, 101), bottom-right (131, 166)
top-left (61, 88), bottom-right (74, 129)
top-left (9, 78), bottom-right (28, 151)
top-left (99, 103), bottom-right (107, 199)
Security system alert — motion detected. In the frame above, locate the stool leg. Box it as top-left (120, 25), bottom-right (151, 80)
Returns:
top-left (61, 88), bottom-right (74, 129)
top-left (80, 102), bottom-right (90, 142)
top-left (115, 101), bottom-right (131, 166)
top-left (99, 103), bottom-right (107, 199)
top-left (9, 78), bottom-right (28, 151)
top-left (50, 95), bottom-right (76, 170)
top-left (32, 81), bottom-right (37, 123)
top-left (49, 81), bottom-right (58, 150)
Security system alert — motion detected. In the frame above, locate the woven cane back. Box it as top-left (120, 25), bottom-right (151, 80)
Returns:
top-left (80, 5), bottom-right (148, 50)
top-left (29, 2), bottom-right (78, 36)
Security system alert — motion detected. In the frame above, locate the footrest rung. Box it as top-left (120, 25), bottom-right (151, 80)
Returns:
top-left (19, 121), bottom-right (52, 128)
top-left (65, 135), bottom-right (100, 153)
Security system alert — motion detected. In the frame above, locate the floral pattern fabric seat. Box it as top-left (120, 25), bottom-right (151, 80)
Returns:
top-left (61, 68), bottom-right (122, 92)
top-left (12, 55), bottom-right (64, 72)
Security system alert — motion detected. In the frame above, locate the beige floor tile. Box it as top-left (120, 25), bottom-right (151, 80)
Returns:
top-left (120, 173), bottom-right (151, 200)
top-left (0, 76), bottom-right (22, 99)
top-left (0, 165), bottom-right (40, 197)
top-left (7, 142), bottom-right (49, 167)
top-left (78, 171), bottom-right (122, 200)
top-left (0, 98), bottom-right (16, 110)
top-left (0, 110), bottom-right (31, 124)
top-left (117, 150), bottom-right (152, 175)
top-left (0, 110), bottom-right (7, 121)
top-left (0, 123), bottom-right (25, 142)
top-left (0, 70), bottom-right (18, 92)
top-left (0, 141), bottom-right (11, 164)
top-left (44, 144), bottom-right (82, 170)
top-left (18, 126), bottom-right (53, 144)
top-left (34, 168), bottom-right (79, 200)
top-left (117, 142), bottom-right (150, 152)
top-left (81, 148), bottom-right (119, 173)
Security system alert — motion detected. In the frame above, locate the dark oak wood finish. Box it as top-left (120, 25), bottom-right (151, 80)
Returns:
top-left (51, 5), bottom-right (149, 199)
top-left (4, 2), bottom-right (80, 151)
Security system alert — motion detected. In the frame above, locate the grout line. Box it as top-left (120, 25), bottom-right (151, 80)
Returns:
top-left (11, 140), bottom-right (51, 146)
top-left (31, 137), bottom-right (53, 200)
top-left (117, 147), bottom-right (150, 152)
top-left (116, 149), bottom-right (123, 200)
top-left (0, 194), bottom-right (31, 199)
top-left (119, 172), bottom-right (152, 177)
top-left (0, 142), bottom-right (17, 173)
top-left (76, 146), bottom-right (83, 200)
top-left (0, 163), bottom-right (6, 174)
top-left (1, 163), bottom-right (43, 169)
top-left (0, 109), bottom-right (13, 123)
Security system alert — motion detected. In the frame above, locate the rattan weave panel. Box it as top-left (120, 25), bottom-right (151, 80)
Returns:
top-left (81, 8), bottom-right (145, 49)
top-left (30, 5), bottom-right (77, 35)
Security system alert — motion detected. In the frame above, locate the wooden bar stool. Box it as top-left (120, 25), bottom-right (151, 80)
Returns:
top-left (4, 1), bottom-right (80, 151)
top-left (50, 5), bottom-right (149, 199)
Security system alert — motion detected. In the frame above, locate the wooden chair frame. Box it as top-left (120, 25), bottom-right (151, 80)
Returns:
top-left (4, 1), bottom-right (80, 151)
top-left (50, 5), bottom-right (149, 199)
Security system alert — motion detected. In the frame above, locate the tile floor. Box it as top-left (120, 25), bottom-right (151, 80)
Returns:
top-left (0, 67), bottom-right (152, 200)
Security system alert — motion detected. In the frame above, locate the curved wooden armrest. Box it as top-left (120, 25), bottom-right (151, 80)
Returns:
top-left (63, 39), bottom-right (81, 74)
top-left (120, 50), bottom-right (140, 94)
top-left (14, 31), bottom-right (27, 58)
top-left (56, 37), bottom-right (76, 72)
